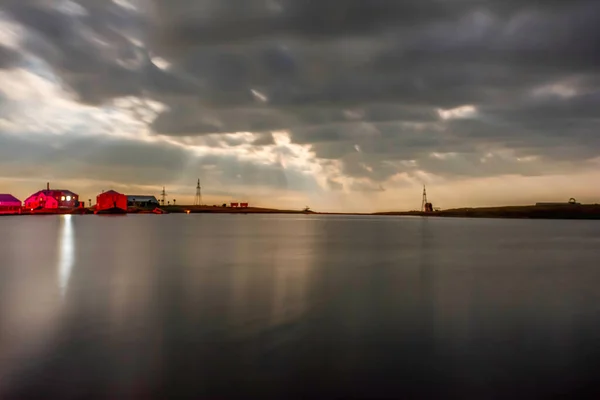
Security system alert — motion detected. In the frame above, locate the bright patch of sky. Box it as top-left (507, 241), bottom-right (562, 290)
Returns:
top-left (437, 105), bottom-right (477, 120)
top-left (251, 89), bottom-right (269, 103)
top-left (112, 0), bottom-right (138, 12)
top-left (57, 1), bottom-right (88, 17)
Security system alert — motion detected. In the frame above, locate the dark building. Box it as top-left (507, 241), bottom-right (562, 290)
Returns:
top-left (127, 195), bottom-right (159, 208)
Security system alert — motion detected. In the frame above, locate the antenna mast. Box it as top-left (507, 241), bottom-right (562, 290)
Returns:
top-left (194, 179), bottom-right (202, 206)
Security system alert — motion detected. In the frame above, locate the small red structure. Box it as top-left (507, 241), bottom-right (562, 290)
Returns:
top-left (96, 190), bottom-right (128, 213)
top-left (24, 183), bottom-right (79, 211)
top-left (230, 202), bottom-right (239, 208)
top-left (240, 203), bottom-right (249, 208)
top-left (0, 194), bottom-right (22, 215)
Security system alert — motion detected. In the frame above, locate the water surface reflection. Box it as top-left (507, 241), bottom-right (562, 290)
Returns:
top-left (1, 215), bottom-right (600, 398)
top-left (57, 215), bottom-right (74, 297)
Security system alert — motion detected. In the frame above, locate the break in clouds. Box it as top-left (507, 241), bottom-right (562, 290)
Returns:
top-left (0, 0), bottom-right (599, 210)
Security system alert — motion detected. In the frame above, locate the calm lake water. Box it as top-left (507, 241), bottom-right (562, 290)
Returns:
top-left (1, 214), bottom-right (600, 399)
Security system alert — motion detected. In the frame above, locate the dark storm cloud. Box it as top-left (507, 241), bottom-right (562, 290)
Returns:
top-left (149, 0), bottom-right (468, 48)
top-left (484, 92), bottom-right (600, 123)
top-left (149, 0), bottom-right (596, 50)
top-left (151, 105), bottom-right (291, 135)
top-left (2, 0), bottom-right (600, 185)
top-left (152, 102), bottom-right (440, 136)
top-left (303, 114), bottom-right (600, 182)
top-left (0, 44), bottom-right (20, 69)
top-left (1, 0), bottom-right (195, 104)
top-left (0, 132), bottom-right (190, 184)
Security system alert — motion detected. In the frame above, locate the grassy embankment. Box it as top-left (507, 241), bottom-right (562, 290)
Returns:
top-left (136, 204), bottom-right (600, 220)
top-left (161, 205), bottom-right (313, 214)
top-left (375, 204), bottom-right (600, 220)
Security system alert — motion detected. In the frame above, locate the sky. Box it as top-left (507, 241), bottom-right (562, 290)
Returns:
top-left (0, 0), bottom-right (599, 212)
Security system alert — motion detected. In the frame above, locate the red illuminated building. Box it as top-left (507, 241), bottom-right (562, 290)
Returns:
top-left (0, 194), bottom-right (22, 215)
top-left (24, 183), bottom-right (80, 211)
top-left (96, 190), bottom-right (128, 213)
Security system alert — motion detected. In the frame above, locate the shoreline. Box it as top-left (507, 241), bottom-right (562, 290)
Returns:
top-left (161, 204), bottom-right (600, 220)
top-left (3, 204), bottom-right (600, 220)
top-left (374, 204), bottom-right (600, 220)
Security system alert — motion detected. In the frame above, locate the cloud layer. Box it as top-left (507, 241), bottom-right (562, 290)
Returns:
top-left (0, 0), bottom-right (599, 209)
